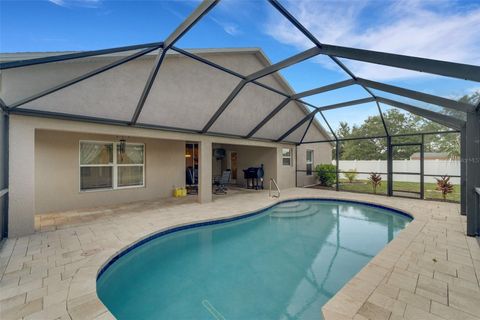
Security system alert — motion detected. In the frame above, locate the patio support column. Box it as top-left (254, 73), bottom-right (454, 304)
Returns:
top-left (198, 139), bottom-right (212, 203)
top-left (8, 117), bottom-right (35, 237)
top-left (460, 125), bottom-right (466, 215)
top-left (465, 111), bottom-right (480, 236)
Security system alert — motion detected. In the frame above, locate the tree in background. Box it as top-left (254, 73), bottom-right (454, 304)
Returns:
top-left (334, 91), bottom-right (480, 161)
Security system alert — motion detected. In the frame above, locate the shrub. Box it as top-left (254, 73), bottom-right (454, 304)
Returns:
top-left (315, 164), bottom-right (336, 187)
top-left (435, 175), bottom-right (454, 201)
top-left (343, 169), bottom-right (358, 183)
top-left (368, 172), bottom-right (382, 194)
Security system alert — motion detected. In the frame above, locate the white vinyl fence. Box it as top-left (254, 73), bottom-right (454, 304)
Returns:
top-left (333, 159), bottom-right (461, 184)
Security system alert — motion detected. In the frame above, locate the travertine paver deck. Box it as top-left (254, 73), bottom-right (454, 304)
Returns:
top-left (1, 188), bottom-right (479, 320)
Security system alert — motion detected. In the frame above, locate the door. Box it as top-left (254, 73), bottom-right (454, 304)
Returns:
top-left (391, 143), bottom-right (424, 199)
top-left (185, 143), bottom-right (198, 186)
top-left (230, 152), bottom-right (237, 181)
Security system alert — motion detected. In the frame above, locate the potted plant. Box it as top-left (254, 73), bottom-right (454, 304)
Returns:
top-left (435, 175), bottom-right (454, 201)
top-left (368, 172), bottom-right (382, 194)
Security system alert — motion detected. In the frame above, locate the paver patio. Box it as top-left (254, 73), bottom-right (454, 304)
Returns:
top-left (1, 188), bottom-right (479, 320)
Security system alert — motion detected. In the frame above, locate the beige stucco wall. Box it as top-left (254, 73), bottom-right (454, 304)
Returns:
top-left (212, 144), bottom-right (278, 188)
top-left (35, 130), bottom-right (185, 214)
top-left (296, 143), bottom-right (333, 187)
top-left (8, 115), bottom-right (303, 237)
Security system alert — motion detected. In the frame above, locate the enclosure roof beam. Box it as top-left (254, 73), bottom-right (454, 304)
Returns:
top-left (170, 46), bottom-right (290, 98)
top-left (245, 80), bottom-right (354, 139)
top-left (0, 98), bottom-right (6, 112)
top-left (0, 42), bottom-right (163, 70)
top-left (163, 0), bottom-right (219, 49)
top-left (376, 101), bottom-right (389, 136)
top-left (318, 97), bottom-right (375, 111)
top-left (292, 79), bottom-right (356, 100)
top-left (245, 97), bottom-right (291, 138)
top-left (267, 0), bottom-right (378, 101)
top-left (130, 1), bottom-right (219, 125)
top-left (8, 107), bottom-right (291, 144)
top-left (276, 110), bottom-right (318, 142)
top-left (129, 49), bottom-right (166, 124)
top-left (245, 47), bottom-right (321, 82)
top-left (170, 46), bottom-right (245, 79)
top-left (376, 97), bottom-right (465, 130)
top-left (317, 44), bottom-right (480, 82)
top-left (201, 46), bottom-right (321, 133)
top-left (276, 97), bottom-right (375, 142)
top-left (299, 115), bottom-right (315, 144)
top-left (319, 110), bottom-right (338, 141)
top-left (8, 46), bottom-right (161, 109)
top-left (357, 78), bottom-right (475, 113)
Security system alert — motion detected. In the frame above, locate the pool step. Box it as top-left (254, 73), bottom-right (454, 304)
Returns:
top-left (270, 203), bottom-right (316, 218)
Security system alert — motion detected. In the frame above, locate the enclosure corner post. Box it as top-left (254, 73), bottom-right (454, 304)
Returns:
top-left (335, 140), bottom-right (339, 191)
top-left (387, 136), bottom-right (393, 196)
top-left (420, 134), bottom-right (425, 199)
top-left (460, 125), bottom-right (467, 215)
top-left (465, 111), bottom-right (480, 236)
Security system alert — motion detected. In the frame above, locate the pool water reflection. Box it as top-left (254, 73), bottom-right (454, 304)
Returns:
top-left (97, 199), bottom-right (411, 320)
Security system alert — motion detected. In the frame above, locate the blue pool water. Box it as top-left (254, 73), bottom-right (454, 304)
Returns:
top-left (97, 199), bottom-right (411, 320)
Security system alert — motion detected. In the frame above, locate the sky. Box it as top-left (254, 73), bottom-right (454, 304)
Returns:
top-left (1, 0), bottom-right (479, 132)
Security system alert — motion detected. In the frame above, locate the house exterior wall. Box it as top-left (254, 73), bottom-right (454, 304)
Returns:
top-left (296, 143), bottom-right (333, 187)
top-left (35, 130), bottom-right (185, 214)
top-left (8, 115), bottom-right (303, 237)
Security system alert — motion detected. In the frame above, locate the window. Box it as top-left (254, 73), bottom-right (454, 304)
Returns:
top-left (306, 150), bottom-right (314, 175)
top-left (282, 148), bottom-right (292, 166)
top-left (80, 141), bottom-right (144, 191)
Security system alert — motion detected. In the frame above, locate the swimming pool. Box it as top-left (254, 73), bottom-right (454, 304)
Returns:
top-left (97, 199), bottom-right (411, 320)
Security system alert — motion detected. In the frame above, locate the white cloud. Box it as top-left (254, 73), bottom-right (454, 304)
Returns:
top-left (48, 0), bottom-right (66, 6)
top-left (265, 0), bottom-right (480, 81)
top-left (210, 17), bottom-right (241, 36)
top-left (48, 0), bottom-right (102, 9)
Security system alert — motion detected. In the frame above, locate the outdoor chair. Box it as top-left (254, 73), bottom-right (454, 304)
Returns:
top-left (214, 170), bottom-right (231, 195)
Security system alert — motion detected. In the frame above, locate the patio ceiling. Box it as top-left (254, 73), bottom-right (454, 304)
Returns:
top-left (0, 0), bottom-right (479, 145)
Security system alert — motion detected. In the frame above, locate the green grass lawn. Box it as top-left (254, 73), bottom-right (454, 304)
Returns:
top-left (335, 179), bottom-right (460, 202)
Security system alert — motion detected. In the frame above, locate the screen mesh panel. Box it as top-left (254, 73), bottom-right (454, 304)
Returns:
top-left (208, 82), bottom-right (286, 136)
top-left (19, 49), bottom-right (158, 121)
top-left (137, 52), bottom-right (241, 131)
top-left (322, 101), bottom-right (386, 139)
top-left (252, 101), bottom-right (307, 140)
top-left (282, 119), bottom-right (310, 143)
top-left (2, 49), bottom-right (146, 106)
top-left (302, 118), bottom-right (332, 143)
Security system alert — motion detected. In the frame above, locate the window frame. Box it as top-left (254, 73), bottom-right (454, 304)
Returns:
top-left (282, 148), bottom-right (292, 167)
top-left (79, 140), bottom-right (145, 192)
top-left (306, 149), bottom-right (314, 176)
